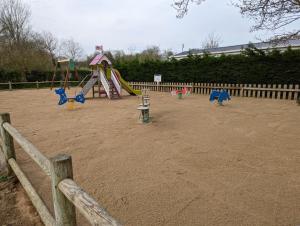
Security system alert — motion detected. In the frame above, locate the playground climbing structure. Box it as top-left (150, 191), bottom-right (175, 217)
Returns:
top-left (85, 54), bottom-right (141, 99)
top-left (54, 54), bottom-right (141, 106)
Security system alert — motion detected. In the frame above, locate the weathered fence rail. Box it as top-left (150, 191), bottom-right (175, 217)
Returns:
top-left (0, 81), bottom-right (82, 90)
top-left (1, 81), bottom-right (299, 100)
top-left (129, 82), bottom-right (300, 100)
top-left (0, 113), bottom-right (121, 226)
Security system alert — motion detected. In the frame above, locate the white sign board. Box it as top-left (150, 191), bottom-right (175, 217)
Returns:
top-left (154, 74), bottom-right (162, 83)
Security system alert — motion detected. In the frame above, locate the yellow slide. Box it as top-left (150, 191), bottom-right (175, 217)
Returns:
top-left (114, 69), bottom-right (141, 96)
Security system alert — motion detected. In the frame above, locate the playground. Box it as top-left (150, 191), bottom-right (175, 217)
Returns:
top-left (0, 88), bottom-right (299, 225)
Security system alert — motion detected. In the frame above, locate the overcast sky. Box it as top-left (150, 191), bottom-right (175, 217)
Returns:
top-left (23, 0), bottom-right (300, 56)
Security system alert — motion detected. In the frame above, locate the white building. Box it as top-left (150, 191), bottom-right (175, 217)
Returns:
top-left (172, 40), bottom-right (300, 60)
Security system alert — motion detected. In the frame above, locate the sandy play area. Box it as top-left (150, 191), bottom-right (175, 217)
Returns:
top-left (0, 88), bottom-right (299, 226)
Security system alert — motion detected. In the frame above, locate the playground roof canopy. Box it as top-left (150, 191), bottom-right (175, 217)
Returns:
top-left (57, 58), bottom-right (71, 63)
top-left (89, 54), bottom-right (112, 66)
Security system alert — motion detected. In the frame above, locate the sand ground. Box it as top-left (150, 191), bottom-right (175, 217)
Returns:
top-left (0, 178), bottom-right (43, 226)
top-left (0, 88), bottom-right (299, 226)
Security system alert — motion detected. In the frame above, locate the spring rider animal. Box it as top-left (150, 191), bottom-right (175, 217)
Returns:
top-left (209, 89), bottom-right (231, 105)
top-left (55, 88), bottom-right (85, 107)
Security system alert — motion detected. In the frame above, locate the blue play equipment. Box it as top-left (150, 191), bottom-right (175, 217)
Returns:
top-left (209, 89), bottom-right (231, 105)
top-left (55, 88), bottom-right (68, 105)
top-left (55, 88), bottom-right (85, 105)
top-left (75, 93), bottom-right (85, 103)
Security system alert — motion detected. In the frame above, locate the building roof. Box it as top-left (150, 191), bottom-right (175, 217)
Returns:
top-left (173, 39), bottom-right (300, 58)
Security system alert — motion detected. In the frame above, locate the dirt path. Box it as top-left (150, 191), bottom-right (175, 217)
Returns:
top-left (0, 89), bottom-right (299, 225)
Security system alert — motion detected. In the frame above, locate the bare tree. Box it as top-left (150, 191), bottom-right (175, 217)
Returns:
top-left (139, 46), bottom-right (161, 62)
top-left (0, 0), bottom-right (31, 44)
top-left (59, 38), bottom-right (83, 60)
top-left (235, 0), bottom-right (300, 41)
top-left (202, 33), bottom-right (221, 49)
top-left (172, 0), bottom-right (205, 18)
top-left (112, 50), bottom-right (126, 59)
top-left (39, 31), bottom-right (58, 66)
top-left (173, 0), bottom-right (300, 41)
top-left (0, 0), bottom-right (55, 80)
top-left (0, 0), bottom-right (32, 80)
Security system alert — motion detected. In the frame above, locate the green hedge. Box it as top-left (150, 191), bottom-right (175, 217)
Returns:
top-left (0, 69), bottom-right (91, 83)
top-left (0, 81), bottom-right (86, 91)
top-left (0, 69), bottom-right (24, 82)
top-left (1, 48), bottom-right (300, 84)
top-left (115, 48), bottom-right (300, 84)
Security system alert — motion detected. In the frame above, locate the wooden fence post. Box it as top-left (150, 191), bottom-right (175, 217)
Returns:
top-left (241, 85), bottom-right (244, 97)
top-left (252, 84), bottom-right (256, 97)
top-left (50, 154), bottom-right (76, 226)
top-left (257, 84), bottom-right (261, 98)
top-left (288, 84), bottom-right (293, 100)
top-left (0, 113), bottom-right (16, 178)
top-left (191, 82), bottom-right (194, 94)
top-left (272, 84), bottom-right (276, 99)
top-left (267, 84), bottom-right (271, 98)
top-left (295, 84), bottom-right (299, 102)
top-left (277, 84), bottom-right (282, 99)
top-left (226, 83), bottom-right (230, 95)
top-left (283, 84), bottom-right (287, 99)
top-left (247, 84), bottom-right (251, 97)
top-left (36, 81), bottom-right (39, 89)
top-left (262, 84), bottom-right (266, 98)
top-left (8, 81), bottom-right (12, 91)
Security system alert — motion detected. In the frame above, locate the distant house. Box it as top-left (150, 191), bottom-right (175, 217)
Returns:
top-left (172, 39), bottom-right (300, 60)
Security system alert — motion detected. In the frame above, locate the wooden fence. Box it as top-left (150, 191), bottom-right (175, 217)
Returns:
top-left (1, 81), bottom-right (299, 101)
top-left (0, 113), bottom-right (121, 226)
top-left (0, 81), bottom-right (81, 90)
top-left (129, 82), bottom-right (300, 100)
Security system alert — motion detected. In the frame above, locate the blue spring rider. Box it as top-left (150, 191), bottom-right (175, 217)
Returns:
top-left (209, 89), bottom-right (231, 105)
top-left (55, 88), bottom-right (85, 105)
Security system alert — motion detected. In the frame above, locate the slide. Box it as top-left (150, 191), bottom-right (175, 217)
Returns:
top-left (114, 70), bottom-right (141, 96)
top-left (80, 73), bottom-right (98, 96)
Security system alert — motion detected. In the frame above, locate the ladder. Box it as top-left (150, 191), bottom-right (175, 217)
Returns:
top-left (111, 69), bottom-right (121, 95)
top-left (109, 80), bottom-right (120, 99)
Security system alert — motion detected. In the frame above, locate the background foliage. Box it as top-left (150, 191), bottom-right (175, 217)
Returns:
top-left (1, 47), bottom-right (300, 84)
top-left (115, 47), bottom-right (300, 84)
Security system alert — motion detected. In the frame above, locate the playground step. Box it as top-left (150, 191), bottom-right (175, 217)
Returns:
top-left (108, 80), bottom-right (121, 99)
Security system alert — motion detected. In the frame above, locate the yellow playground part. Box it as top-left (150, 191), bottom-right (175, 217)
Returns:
top-left (67, 99), bottom-right (75, 110)
top-left (114, 69), bottom-right (142, 96)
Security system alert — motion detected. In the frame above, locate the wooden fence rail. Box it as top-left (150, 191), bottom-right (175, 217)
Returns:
top-left (3, 123), bottom-right (51, 176)
top-left (59, 179), bottom-right (120, 226)
top-left (1, 81), bottom-right (299, 101)
top-left (0, 113), bottom-right (121, 226)
top-left (129, 82), bottom-right (300, 100)
top-left (8, 158), bottom-right (56, 226)
top-left (0, 81), bottom-right (81, 90)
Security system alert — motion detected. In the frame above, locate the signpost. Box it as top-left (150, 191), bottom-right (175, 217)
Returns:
top-left (154, 74), bottom-right (162, 83)
top-left (154, 74), bottom-right (162, 90)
